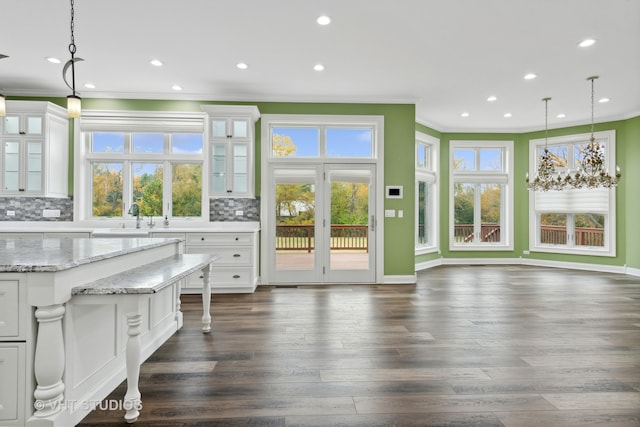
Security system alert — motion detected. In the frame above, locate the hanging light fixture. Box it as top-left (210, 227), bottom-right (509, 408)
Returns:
top-left (62, 0), bottom-right (83, 118)
top-left (570, 76), bottom-right (621, 189)
top-left (0, 54), bottom-right (8, 117)
top-left (526, 97), bottom-right (567, 191)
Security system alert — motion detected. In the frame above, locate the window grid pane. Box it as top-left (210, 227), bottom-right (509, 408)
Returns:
top-left (92, 162), bottom-right (123, 217)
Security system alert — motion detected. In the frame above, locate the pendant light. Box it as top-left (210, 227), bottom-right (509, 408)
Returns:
top-left (526, 97), bottom-right (566, 191)
top-left (63, 0), bottom-right (83, 118)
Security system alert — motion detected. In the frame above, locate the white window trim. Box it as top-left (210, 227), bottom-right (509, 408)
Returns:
top-left (74, 110), bottom-right (209, 226)
top-left (449, 140), bottom-right (514, 251)
top-left (527, 130), bottom-right (617, 257)
top-left (415, 132), bottom-right (439, 255)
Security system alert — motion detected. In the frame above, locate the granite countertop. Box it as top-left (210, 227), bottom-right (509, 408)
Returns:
top-left (72, 253), bottom-right (215, 295)
top-left (0, 237), bottom-right (181, 273)
top-left (0, 221), bottom-right (260, 234)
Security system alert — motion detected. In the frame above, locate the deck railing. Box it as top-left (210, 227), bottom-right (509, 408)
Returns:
top-left (276, 224), bottom-right (369, 252)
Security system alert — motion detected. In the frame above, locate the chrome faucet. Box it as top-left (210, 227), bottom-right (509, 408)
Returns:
top-left (128, 202), bottom-right (141, 229)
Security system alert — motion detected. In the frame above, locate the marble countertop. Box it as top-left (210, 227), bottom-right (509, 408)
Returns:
top-left (0, 237), bottom-right (181, 273)
top-left (0, 221), bottom-right (260, 233)
top-left (72, 254), bottom-right (215, 295)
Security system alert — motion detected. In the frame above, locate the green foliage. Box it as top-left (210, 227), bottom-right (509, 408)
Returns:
top-left (92, 163), bottom-right (123, 217)
top-left (172, 164), bottom-right (202, 217)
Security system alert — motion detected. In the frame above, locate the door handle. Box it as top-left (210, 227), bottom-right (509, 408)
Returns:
top-left (370, 215), bottom-right (375, 232)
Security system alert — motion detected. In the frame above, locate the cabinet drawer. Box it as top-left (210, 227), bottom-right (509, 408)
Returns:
top-left (0, 281), bottom-right (19, 338)
top-left (186, 246), bottom-right (251, 265)
top-left (187, 267), bottom-right (252, 287)
top-left (0, 343), bottom-right (25, 423)
top-left (186, 232), bottom-right (252, 245)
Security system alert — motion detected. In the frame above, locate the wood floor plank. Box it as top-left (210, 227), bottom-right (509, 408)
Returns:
top-left (79, 265), bottom-right (640, 426)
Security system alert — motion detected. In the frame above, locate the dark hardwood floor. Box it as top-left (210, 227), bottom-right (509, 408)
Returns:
top-left (78, 265), bottom-right (640, 426)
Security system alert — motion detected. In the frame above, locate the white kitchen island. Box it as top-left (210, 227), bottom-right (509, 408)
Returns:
top-left (0, 238), bottom-right (214, 426)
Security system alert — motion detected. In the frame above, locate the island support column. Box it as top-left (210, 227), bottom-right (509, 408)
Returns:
top-left (32, 304), bottom-right (66, 418)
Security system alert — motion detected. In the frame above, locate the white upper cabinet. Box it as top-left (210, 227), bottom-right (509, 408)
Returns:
top-left (201, 105), bottom-right (260, 197)
top-left (1, 101), bottom-right (69, 197)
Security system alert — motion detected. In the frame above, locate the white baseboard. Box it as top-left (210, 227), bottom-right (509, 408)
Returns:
top-left (383, 274), bottom-right (418, 284)
top-left (415, 256), bottom-right (639, 277)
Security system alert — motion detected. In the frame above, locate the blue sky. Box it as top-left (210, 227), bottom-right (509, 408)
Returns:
top-left (273, 127), bottom-right (372, 157)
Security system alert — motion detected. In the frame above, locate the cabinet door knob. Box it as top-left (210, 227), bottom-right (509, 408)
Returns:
top-left (227, 190), bottom-right (232, 193)
top-left (201, 237), bottom-right (205, 241)
top-left (235, 237), bottom-right (239, 241)
top-left (233, 275), bottom-right (240, 279)
top-left (233, 253), bottom-right (241, 257)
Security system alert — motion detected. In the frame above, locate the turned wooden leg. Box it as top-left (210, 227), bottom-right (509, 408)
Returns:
top-left (123, 313), bottom-right (142, 423)
top-left (201, 264), bottom-right (212, 333)
top-left (175, 279), bottom-right (183, 329)
top-left (33, 304), bottom-right (66, 418)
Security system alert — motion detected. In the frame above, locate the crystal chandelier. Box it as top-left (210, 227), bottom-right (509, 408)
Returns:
top-left (526, 97), bottom-right (567, 191)
top-left (569, 76), bottom-right (621, 189)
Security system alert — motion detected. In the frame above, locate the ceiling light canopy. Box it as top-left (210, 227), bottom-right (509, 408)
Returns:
top-left (524, 73), bottom-right (537, 80)
top-left (47, 57), bottom-right (61, 64)
top-left (237, 62), bottom-right (248, 69)
top-left (150, 59), bottom-right (163, 67)
top-left (317, 15), bottom-right (331, 25)
top-left (578, 38), bottom-right (596, 47)
top-left (487, 96), bottom-right (497, 102)
top-left (313, 64), bottom-right (324, 71)
top-left (172, 85), bottom-right (183, 91)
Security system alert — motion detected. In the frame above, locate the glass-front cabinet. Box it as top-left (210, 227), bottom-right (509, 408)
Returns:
top-left (1, 101), bottom-right (69, 197)
top-left (201, 105), bottom-right (260, 197)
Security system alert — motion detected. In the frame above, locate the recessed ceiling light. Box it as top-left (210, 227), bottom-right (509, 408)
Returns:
top-left (317, 15), bottom-right (331, 25)
top-left (504, 113), bottom-right (512, 118)
top-left (171, 85), bottom-right (182, 91)
top-left (150, 59), bottom-right (163, 67)
top-left (461, 112), bottom-right (470, 118)
top-left (557, 113), bottom-right (566, 118)
top-left (598, 97), bottom-right (610, 103)
top-left (578, 38), bottom-right (596, 48)
top-left (314, 64), bottom-right (325, 71)
top-left (84, 83), bottom-right (95, 89)
top-left (487, 96), bottom-right (497, 102)
top-left (237, 62), bottom-right (248, 69)
top-left (524, 73), bottom-right (537, 80)
top-left (46, 57), bottom-right (61, 64)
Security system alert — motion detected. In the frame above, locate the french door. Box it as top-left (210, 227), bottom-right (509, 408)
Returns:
top-left (268, 163), bottom-right (376, 284)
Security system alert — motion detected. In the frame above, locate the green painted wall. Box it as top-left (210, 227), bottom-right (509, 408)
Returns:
top-left (415, 118), bottom-right (637, 270)
top-left (624, 116), bottom-right (640, 269)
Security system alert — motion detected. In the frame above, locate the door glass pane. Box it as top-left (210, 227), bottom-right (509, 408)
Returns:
top-left (211, 119), bottom-right (227, 138)
top-left (132, 163), bottom-right (163, 216)
top-left (133, 133), bottom-right (164, 153)
top-left (233, 144), bottom-right (248, 193)
top-left (575, 213), bottom-right (605, 247)
top-left (329, 170), bottom-right (370, 270)
top-left (480, 183), bottom-right (501, 242)
top-left (4, 116), bottom-right (20, 135)
top-left (275, 172), bottom-right (316, 271)
top-left (4, 141), bottom-right (19, 191)
top-left (453, 149), bottom-right (475, 171)
top-left (540, 213), bottom-right (567, 245)
top-left (26, 142), bottom-right (42, 192)
top-left (272, 127), bottom-right (319, 157)
top-left (27, 116), bottom-right (42, 135)
top-left (232, 119), bottom-right (248, 138)
top-left (454, 183), bottom-right (475, 243)
top-left (92, 162), bottom-right (123, 217)
top-left (211, 144), bottom-right (226, 193)
top-left (172, 163), bottom-right (202, 217)
top-left (326, 128), bottom-right (372, 158)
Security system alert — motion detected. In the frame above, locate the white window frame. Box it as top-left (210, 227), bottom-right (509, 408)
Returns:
top-left (449, 140), bottom-right (514, 251)
top-left (528, 130), bottom-right (617, 257)
top-left (74, 110), bottom-right (208, 225)
top-left (415, 132), bottom-right (439, 254)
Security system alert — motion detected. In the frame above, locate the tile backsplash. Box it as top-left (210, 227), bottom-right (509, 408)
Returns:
top-left (210, 197), bottom-right (260, 222)
top-left (0, 196), bottom-right (260, 222)
top-left (0, 197), bottom-right (74, 221)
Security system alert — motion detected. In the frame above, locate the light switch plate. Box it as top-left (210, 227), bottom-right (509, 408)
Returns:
top-left (384, 209), bottom-right (396, 218)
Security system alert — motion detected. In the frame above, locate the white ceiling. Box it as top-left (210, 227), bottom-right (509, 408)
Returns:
top-left (1, 0), bottom-right (639, 132)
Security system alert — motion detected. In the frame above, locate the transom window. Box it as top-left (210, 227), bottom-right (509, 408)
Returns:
top-left (271, 125), bottom-right (374, 159)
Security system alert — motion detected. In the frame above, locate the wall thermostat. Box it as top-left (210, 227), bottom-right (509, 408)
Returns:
top-left (386, 185), bottom-right (403, 199)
